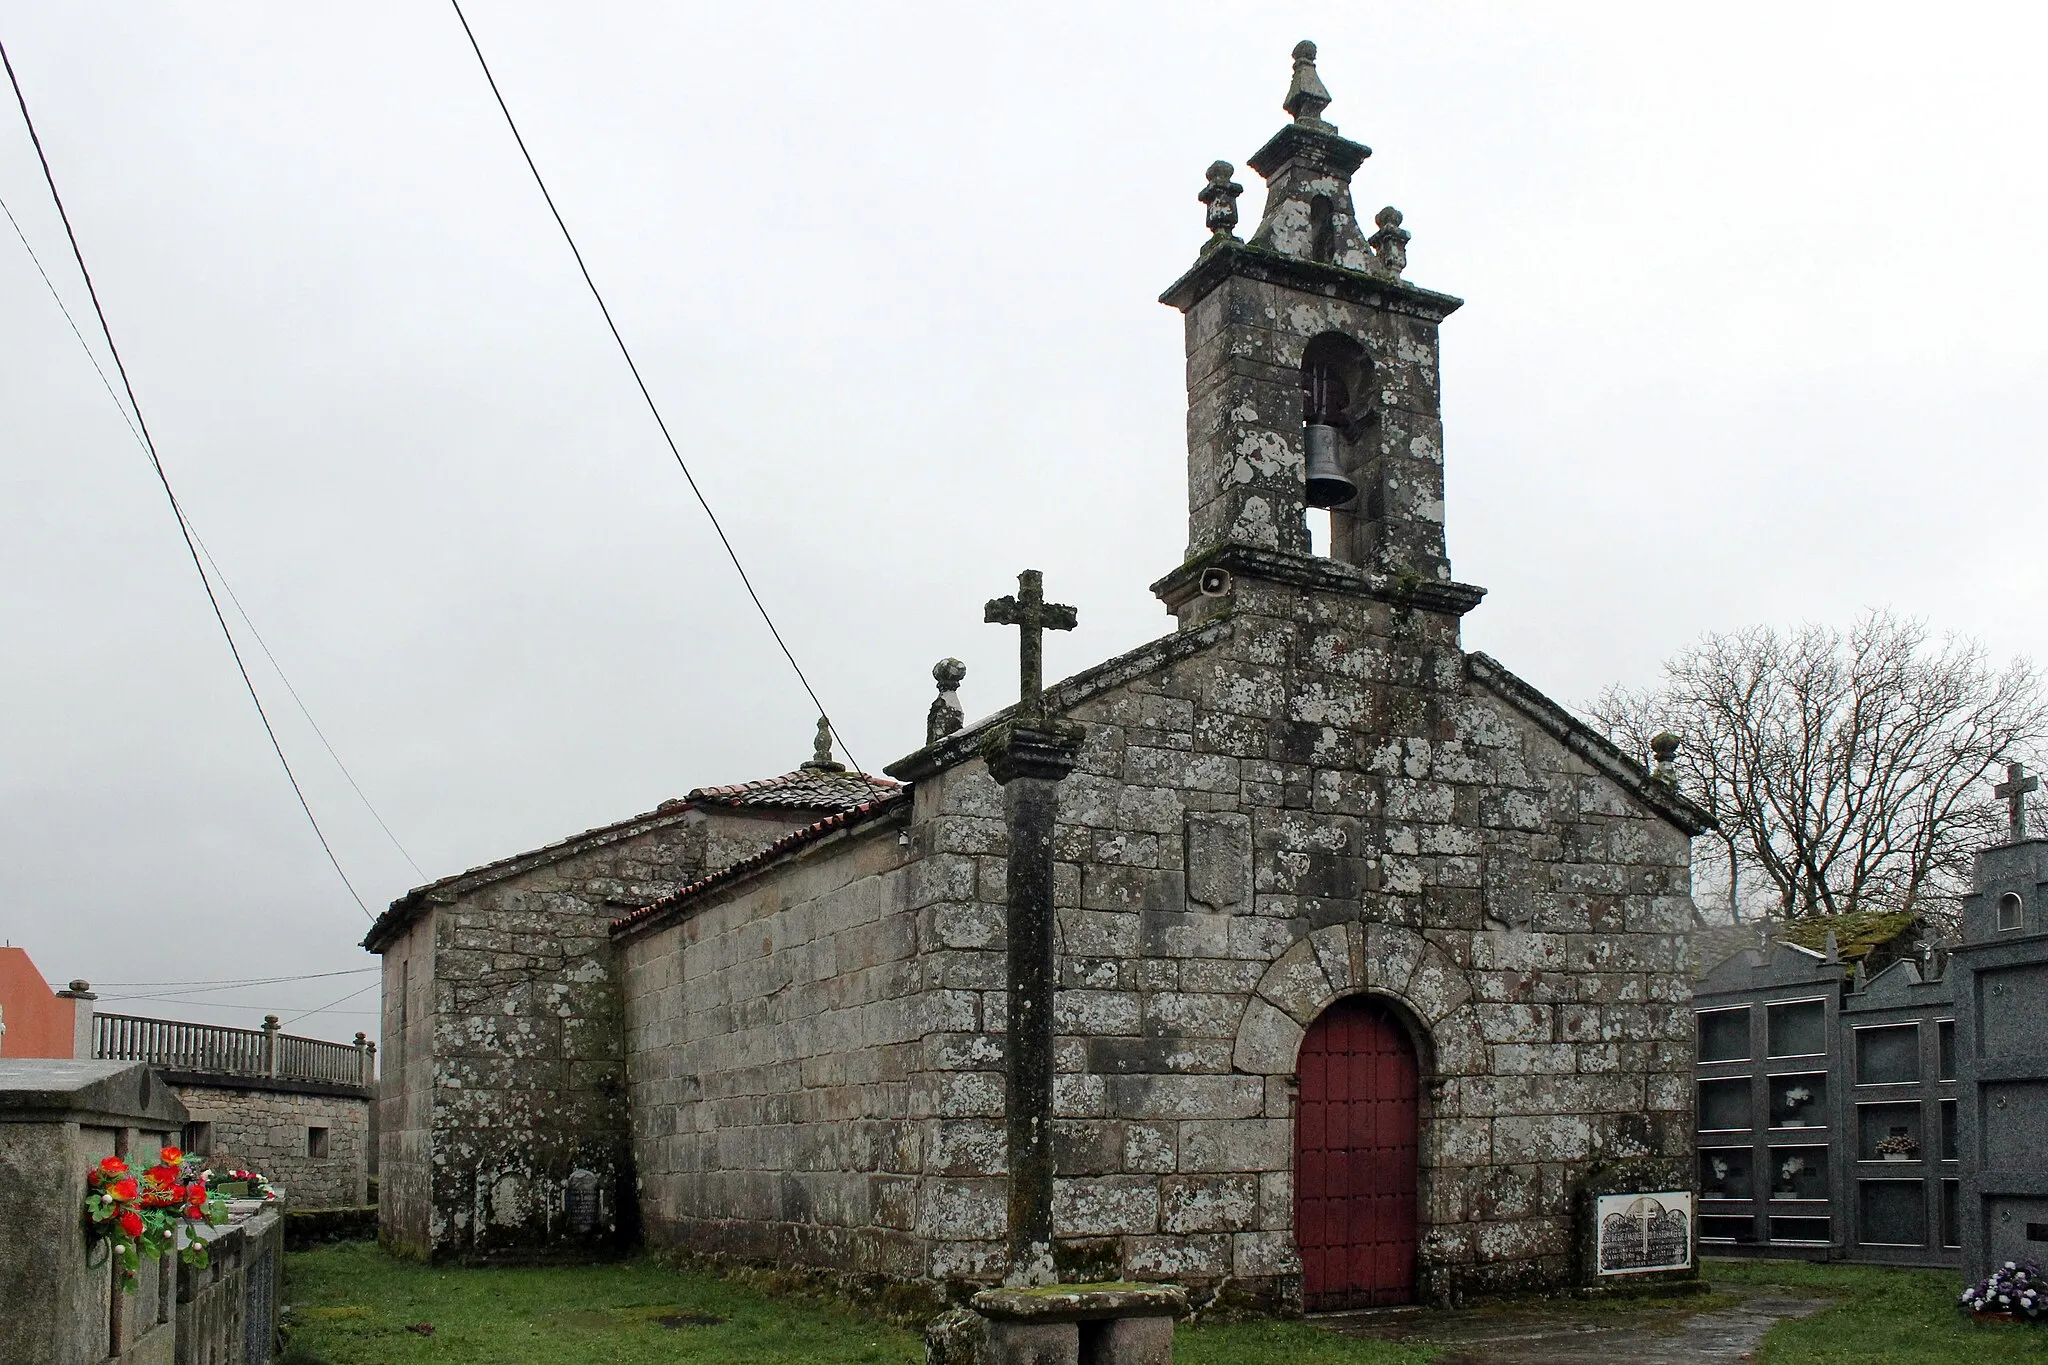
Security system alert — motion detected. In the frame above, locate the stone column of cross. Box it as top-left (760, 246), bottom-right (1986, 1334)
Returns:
top-left (1995, 761), bottom-right (2038, 843)
top-left (981, 569), bottom-right (1080, 1287)
top-left (984, 569), bottom-right (1077, 726)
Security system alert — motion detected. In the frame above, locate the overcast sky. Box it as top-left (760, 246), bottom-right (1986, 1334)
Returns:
top-left (2, 2), bottom-right (2042, 1042)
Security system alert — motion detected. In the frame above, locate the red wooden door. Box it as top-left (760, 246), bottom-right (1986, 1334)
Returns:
top-left (1295, 996), bottom-right (1419, 1309)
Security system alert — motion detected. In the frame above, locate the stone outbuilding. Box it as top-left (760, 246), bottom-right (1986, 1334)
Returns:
top-left (603, 44), bottom-right (1711, 1309)
top-left (362, 745), bottom-right (894, 1258)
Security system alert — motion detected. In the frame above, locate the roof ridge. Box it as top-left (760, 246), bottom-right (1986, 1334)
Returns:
top-left (610, 791), bottom-right (909, 939)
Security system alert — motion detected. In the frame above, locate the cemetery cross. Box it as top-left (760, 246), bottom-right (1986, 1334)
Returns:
top-left (982, 569), bottom-right (1081, 1287)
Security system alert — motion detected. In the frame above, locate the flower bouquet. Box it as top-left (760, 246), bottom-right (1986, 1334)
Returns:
top-left (1960, 1258), bottom-right (2045, 1322)
top-left (205, 1168), bottom-right (278, 1201)
top-left (1876, 1132), bottom-right (1920, 1162)
top-left (84, 1147), bottom-right (229, 1290)
top-left (1773, 1155), bottom-right (1808, 1197)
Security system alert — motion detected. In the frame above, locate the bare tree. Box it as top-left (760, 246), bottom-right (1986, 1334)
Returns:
top-left (1587, 612), bottom-right (2047, 928)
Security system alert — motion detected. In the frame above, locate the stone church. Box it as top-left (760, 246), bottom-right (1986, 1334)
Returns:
top-left (367, 44), bottom-right (1709, 1309)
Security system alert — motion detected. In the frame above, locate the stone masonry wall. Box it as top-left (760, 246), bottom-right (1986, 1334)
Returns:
top-left (174, 1081), bottom-right (369, 1207)
top-left (903, 578), bottom-right (1695, 1302)
top-left (378, 914), bottom-right (435, 1255)
top-left (381, 806), bottom-right (820, 1260)
top-left (617, 581), bottom-right (1695, 1303)
top-left (618, 825), bottom-right (921, 1274)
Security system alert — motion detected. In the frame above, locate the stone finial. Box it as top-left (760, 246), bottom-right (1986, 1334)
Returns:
top-left (802, 716), bottom-right (846, 773)
top-left (1649, 731), bottom-right (1681, 785)
top-left (1367, 205), bottom-right (1410, 278)
top-left (1284, 40), bottom-right (1334, 128)
top-left (1199, 161), bottom-right (1243, 246)
top-left (1822, 930), bottom-right (1840, 963)
top-left (927, 659), bottom-right (967, 744)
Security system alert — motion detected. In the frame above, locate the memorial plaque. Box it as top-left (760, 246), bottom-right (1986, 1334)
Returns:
top-left (1596, 1192), bottom-right (1692, 1275)
top-left (565, 1168), bottom-right (602, 1235)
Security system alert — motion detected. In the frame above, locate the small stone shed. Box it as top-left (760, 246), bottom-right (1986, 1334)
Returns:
top-left (606, 45), bottom-right (1710, 1308)
top-left (362, 756), bottom-right (895, 1258)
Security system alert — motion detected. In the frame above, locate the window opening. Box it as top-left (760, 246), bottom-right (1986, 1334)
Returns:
top-left (1998, 892), bottom-right (2024, 931)
top-left (308, 1126), bottom-right (330, 1159)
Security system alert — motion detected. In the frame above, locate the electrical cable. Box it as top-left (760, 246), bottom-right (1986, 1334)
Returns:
top-left (446, 0), bottom-right (865, 775)
top-left (281, 979), bottom-right (381, 1028)
top-left (92, 968), bottom-right (380, 990)
top-left (2, 39), bottom-right (374, 917)
top-left (1, 189), bottom-right (429, 884)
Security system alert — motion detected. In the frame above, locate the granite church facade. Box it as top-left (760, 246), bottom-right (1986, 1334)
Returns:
top-left (369, 45), bottom-right (1711, 1309)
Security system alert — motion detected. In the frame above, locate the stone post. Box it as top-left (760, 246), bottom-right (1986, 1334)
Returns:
top-left (56, 980), bottom-right (96, 1061)
top-left (354, 1032), bottom-right (372, 1086)
top-left (261, 1015), bottom-right (281, 1079)
top-left (985, 723), bottom-right (1080, 1288)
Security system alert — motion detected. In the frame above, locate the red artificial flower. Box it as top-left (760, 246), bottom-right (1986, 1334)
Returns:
top-left (109, 1177), bottom-right (140, 1202)
top-left (98, 1156), bottom-right (129, 1176)
top-left (157, 1146), bottom-right (183, 1165)
top-left (118, 1210), bottom-right (144, 1238)
top-left (146, 1164), bottom-right (178, 1189)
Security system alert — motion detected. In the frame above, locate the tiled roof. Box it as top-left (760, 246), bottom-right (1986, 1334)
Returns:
top-left (362, 768), bottom-right (897, 953)
top-left (610, 792), bottom-right (908, 940)
top-left (687, 768), bottom-right (898, 810)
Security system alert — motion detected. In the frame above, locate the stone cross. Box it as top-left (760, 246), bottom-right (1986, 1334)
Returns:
top-left (984, 570), bottom-right (1076, 727)
top-left (1995, 760), bottom-right (2037, 842)
top-left (981, 569), bottom-right (1081, 1288)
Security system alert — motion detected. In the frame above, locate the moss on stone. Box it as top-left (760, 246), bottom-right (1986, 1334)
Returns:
top-left (1780, 910), bottom-right (1919, 964)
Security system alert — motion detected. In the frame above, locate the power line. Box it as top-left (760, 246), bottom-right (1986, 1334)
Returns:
top-left (282, 979), bottom-right (380, 1028)
top-left (99, 993), bottom-right (379, 1017)
top-left (92, 968), bottom-right (379, 989)
top-left (445, 1), bottom-right (864, 775)
top-left (2, 39), bottom-right (374, 917)
top-left (1, 190), bottom-right (428, 884)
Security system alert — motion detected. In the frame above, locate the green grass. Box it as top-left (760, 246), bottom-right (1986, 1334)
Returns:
top-left (282, 1243), bottom-right (920, 1365)
top-left (281, 1244), bottom-right (2048, 1365)
top-left (1706, 1257), bottom-right (2048, 1364)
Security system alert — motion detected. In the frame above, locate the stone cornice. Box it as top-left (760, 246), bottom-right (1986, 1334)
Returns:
top-left (886, 620), bottom-right (1234, 784)
top-left (1247, 121), bottom-right (1370, 178)
top-left (1158, 240), bottom-right (1464, 319)
top-left (983, 723), bottom-right (1084, 785)
top-left (1150, 543), bottom-right (1487, 618)
top-left (158, 1070), bottom-right (375, 1103)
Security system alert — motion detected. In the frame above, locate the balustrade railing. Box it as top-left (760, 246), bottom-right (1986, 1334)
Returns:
top-left (94, 1012), bottom-right (373, 1087)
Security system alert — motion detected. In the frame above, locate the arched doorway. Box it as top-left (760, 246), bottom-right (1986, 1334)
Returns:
top-left (1294, 995), bottom-right (1420, 1309)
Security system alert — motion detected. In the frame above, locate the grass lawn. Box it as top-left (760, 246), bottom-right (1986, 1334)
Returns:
top-left (282, 1243), bottom-right (921, 1365)
top-left (1707, 1257), bottom-right (2048, 1365)
top-left (282, 1244), bottom-right (2047, 1365)
top-left (283, 1244), bottom-right (1434, 1365)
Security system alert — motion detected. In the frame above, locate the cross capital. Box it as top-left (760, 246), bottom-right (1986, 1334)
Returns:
top-left (985, 569), bottom-right (1077, 726)
top-left (1994, 760), bottom-right (2038, 843)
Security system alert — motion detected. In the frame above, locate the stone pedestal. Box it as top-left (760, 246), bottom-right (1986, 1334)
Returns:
top-left (935, 1284), bottom-right (1188, 1365)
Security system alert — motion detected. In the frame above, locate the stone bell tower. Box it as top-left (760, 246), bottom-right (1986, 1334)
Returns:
top-left (1157, 42), bottom-right (1471, 605)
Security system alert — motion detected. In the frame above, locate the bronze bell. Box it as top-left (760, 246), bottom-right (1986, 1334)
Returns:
top-left (1303, 424), bottom-right (1356, 508)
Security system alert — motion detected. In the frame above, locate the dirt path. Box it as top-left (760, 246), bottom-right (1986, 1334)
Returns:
top-left (1318, 1286), bottom-right (1834, 1364)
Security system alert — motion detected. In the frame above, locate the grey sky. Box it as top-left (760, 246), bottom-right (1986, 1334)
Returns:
top-left (2, 2), bottom-right (2042, 1041)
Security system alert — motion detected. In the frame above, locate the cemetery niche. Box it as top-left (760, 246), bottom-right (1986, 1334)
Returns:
top-left (1693, 769), bottom-right (2048, 1272)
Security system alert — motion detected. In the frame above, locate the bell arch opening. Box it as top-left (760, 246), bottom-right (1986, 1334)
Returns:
top-left (1293, 993), bottom-right (1421, 1309)
top-left (1299, 332), bottom-right (1374, 561)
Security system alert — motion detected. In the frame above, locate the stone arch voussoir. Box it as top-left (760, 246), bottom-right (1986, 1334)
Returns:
top-left (1233, 922), bottom-right (1484, 1076)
